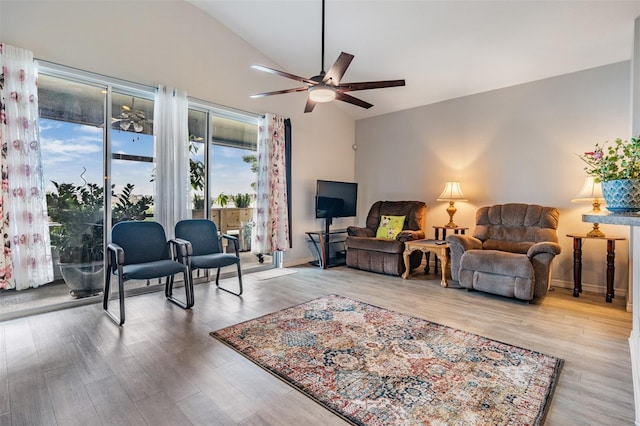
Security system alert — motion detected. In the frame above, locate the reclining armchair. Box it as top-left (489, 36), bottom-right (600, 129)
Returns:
top-left (345, 200), bottom-right (426, 276)
top-left (446, 203), bottom-right (561, 301)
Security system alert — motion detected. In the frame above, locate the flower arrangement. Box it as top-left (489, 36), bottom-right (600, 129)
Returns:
top-left (580, 136), bottom-right (640, 182)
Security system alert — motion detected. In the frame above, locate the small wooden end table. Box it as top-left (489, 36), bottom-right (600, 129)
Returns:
top-left (432, 225), bottom-right (469, 240)
top-left (429, 226), bottom-right (468, 274)
top-left (566, 233), bottom-right (626, 303)
top-left (402, 239), bottom-right (450, 287)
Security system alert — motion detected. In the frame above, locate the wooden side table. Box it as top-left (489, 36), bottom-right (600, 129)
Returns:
top-left (429, 226), bottom-right (468, 274)
top-left (566, 233), bottom-right (626, 303)
top-left (402, 239), bottom-right (450, 287)
top-left (432, 225), bottom-right (469, 241)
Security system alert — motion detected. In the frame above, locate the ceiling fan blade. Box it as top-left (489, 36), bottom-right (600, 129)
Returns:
top-left (251, 64), bottom-right (318, 86)
top-left (335, 92), bottom-right (373, 109)
top-left (304, 97), bottom-right (317, 113)
top-left (250, 87), bottom-right (308, 98)
top-left (336, 79), bottom-right (406, 92)
top-left (323, 52), bottom-right (354, 85)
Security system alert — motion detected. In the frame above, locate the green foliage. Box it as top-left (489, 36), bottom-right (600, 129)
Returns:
top-left (112, 183), bottom-right (153, 222)
top-left (243, 154), bottom-right (258, 191)
top-left (189, 139), bottom-right (205, 192)
top-left (47, 182), bottom-right (104, 264)
top-left (581, 136), bottom-right (640, 182)
top-left (47, 182), bottom-right (153, 263)
top-left (242, 154), bottom-right (258, 173)
top-left (217, 192), bottom-right (229, 207)
top-left (231, 193), bottom-right (252, 208)
top-left (192, 193), bottom-right (205, 209)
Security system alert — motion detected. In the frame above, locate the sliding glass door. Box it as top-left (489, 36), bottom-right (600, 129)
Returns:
top-left (188, 106), bottom-right (270, 273)
top-left (38, 74), bottom-right (107, 292)
top-left (0, 64), bottom-right (268, 314)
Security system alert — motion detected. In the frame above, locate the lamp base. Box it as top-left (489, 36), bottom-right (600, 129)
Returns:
top-left (586, 223), bottom-right (605, 238)
top-left (444, 201), bottom-right (457, 228)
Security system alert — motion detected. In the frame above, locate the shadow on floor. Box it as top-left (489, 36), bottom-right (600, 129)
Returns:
top-left (0, 251), bottom-right (272, 321)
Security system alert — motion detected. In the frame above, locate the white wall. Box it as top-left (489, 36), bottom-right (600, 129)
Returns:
top-left (0, 0), bottom-right (356, 266)
top-left (356, 62), bottom-right (632, 295)
top-left (1, 1), bottom-right (632, 285)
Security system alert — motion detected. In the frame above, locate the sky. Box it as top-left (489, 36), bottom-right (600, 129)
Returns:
top-left (39, 118), bottom-right (256, 204)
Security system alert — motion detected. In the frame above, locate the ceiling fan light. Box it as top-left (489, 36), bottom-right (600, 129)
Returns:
top-left (308, 85), bottom-right (336, 103)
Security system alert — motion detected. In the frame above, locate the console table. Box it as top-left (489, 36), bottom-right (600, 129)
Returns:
top-left (583, 212), bottom-right (638, 423)
top-left (566, 233), bottom-right (626, 303)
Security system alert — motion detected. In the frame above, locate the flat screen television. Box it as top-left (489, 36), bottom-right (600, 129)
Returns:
top-left (315, 180), bottom-right (358, 220)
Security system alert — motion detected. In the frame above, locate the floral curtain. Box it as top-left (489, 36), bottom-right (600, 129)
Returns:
top-left (153, 84), bottom-right (189, 237)
top-left (253, 114), bottom-right (290, 254)
top-left (0, 44), bottom-right (53, 290)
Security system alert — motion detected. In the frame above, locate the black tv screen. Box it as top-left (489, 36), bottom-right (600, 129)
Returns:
top-left (315, 180), bottom-right (358, 219)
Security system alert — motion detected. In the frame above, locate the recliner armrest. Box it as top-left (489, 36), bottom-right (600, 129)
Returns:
top-left (446, 234), bottom-right (482, 251)
top-left (347, 226), bottom-right (374, 237)
top-left (527, 241), bottom-right (562, 258)
top-left (396, 230), bottom-right (425, 243)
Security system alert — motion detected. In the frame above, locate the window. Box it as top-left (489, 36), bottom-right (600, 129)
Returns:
top-left (188, 105), bottom-right (259, 255)
top-left (110, 91), bottom-right (155, 220)
top-left (34, 63), bottom-right (264, 295)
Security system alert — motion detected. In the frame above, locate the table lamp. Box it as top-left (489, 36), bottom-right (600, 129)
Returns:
top-left (437, 181), bottom-right (468, 228)
top-left (572, 176), bottom-right (605, 238)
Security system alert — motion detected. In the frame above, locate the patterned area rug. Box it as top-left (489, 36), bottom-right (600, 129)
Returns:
top-left (210, 294), bottom-right (562, 425)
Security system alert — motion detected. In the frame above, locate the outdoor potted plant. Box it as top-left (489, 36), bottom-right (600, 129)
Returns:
top-left (231, 193), bottom-right (251, 209)
top-left (230, 193), bottom-right (253, 251)
top-left (217, 192), bottom-right (230, 207)
top-left (47, 181), bottom-right (152, 297)
top-left (580, 135), bottom-right (640, 212)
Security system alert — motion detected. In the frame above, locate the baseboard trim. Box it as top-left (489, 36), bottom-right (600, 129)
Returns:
top-left (551, 278), bottom-right (628, 298)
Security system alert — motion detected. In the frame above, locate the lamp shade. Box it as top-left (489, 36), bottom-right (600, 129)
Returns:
top-left (572, 176), bottom-right (606, 237)
top-left (437, 181), bottom-right (468, 201)
top-left (572, 176), bottom-right (604, 203)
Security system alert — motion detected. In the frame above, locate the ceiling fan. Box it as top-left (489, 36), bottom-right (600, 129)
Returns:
top-left (250, 0), bottom-right (406, 113)
top-left (112, 103), bottom-right (151, 133)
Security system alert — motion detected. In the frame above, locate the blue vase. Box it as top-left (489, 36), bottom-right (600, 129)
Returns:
top-left (601, 179), bottom-right (640, 213)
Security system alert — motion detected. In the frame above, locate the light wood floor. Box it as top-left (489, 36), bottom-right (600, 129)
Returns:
top-left (0, 264), bottom-right (633, 425)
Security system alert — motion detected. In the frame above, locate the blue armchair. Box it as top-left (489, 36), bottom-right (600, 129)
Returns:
top-left (104, 221), bottom-right (193, 325)
top-left (175, 219), bottom-right (243, 296)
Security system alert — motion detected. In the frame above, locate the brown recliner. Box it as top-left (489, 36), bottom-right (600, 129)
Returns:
top-left (345, 201), bottom-right (426, 276)
top-left (446, 203), bottom-right (562, 301)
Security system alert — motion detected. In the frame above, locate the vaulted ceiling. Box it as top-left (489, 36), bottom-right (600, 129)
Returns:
top-left (187, 0), bottom-right (640, 120)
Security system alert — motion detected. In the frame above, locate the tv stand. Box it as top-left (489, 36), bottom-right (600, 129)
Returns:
top-left (306, 221), bottom-right (348, 269)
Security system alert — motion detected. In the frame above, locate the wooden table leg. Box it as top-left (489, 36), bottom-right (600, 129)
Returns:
top-left (572, 237), bottom-right (582, 297)
top-left (436, 248), bottom-right (449, 288)
top-left (606, 239), bottom-right (615, 303)
top-left (424, 252), bottom-right (430, 273)
top-left (402, 247), bottom-right (413, 279)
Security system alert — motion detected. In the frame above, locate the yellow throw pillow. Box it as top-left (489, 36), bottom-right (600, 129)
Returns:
top-left (376, 215), bottom-right (406, 239)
